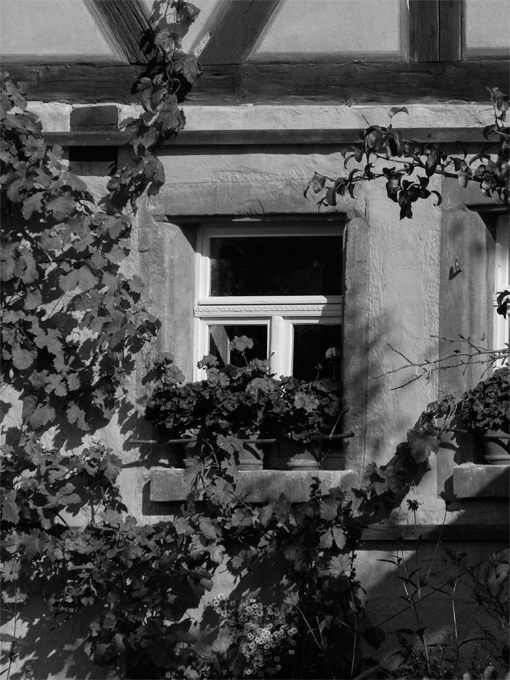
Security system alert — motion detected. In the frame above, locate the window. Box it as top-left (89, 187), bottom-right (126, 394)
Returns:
top-left (494, 215), bottom-right (510, 353)
top-left (194, 219), bottom-right (344, 381)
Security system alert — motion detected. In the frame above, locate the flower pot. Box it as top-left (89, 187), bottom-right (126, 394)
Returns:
top-left (483, 429), bottom-right (510, 465)
top-left (278, 440), bottom-right (321, 471)
top-left (182, 429), bottom-right (200, 461)
top-left (237, 442), bottom-right (265, 470)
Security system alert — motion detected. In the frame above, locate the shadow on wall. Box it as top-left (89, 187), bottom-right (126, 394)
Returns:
top-left (0, 597), bottom-right (110, 680)
top-left (359, 538), bottom-right (509, 677)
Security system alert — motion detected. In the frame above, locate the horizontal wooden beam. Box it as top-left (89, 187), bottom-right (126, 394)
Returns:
top-left (188, 61), bottom-right (510, 106)
top-left (43, 127), bottom-right (493, 147)
top-left (3, 63), bottom-right (145, 104)
top-left (362, 523), bottom-right (508, 542)
top-left (4, 60), bottom-right (508, 105)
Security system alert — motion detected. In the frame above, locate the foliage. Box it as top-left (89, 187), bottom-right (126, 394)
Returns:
top-left (145, 336), bottom-right (343, 456)
top-left (306, 87), bottom-right (509, 219)
top-left (0, 2), bottom-right (205, 676)
top-left (145, 339), bottom-right (278, 442)
top-left (457, 367), bottom-right (510, 432)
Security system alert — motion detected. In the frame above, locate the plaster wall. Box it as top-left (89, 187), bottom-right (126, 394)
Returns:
top-left (254, 0), bottom-right (403, 57)
top-left (0, 0), bottom-right (119, 60)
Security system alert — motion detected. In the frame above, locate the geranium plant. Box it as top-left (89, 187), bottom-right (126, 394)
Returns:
top-left (145, 337), bottom-right (279, 442)
top-left (457, 367), bottom-right (510, 432)
top-left (145, 337), bottom-right (343, 461)
top-left (266, 373), bottom-right (342, 445)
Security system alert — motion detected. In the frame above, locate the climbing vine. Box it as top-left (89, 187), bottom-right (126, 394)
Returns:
top-left (306, 86), bottom-right (509, 219)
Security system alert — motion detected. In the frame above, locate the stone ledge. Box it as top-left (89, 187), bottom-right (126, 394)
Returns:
top-left (150, 469), bottom-right (358, 503)
top-left (453, 464), bottom-right (510, 498)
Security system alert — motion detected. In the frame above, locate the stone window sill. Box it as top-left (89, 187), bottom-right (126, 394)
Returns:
top-left (453, 464), bottom-right (510, 498)
top-left (150, 468), bottom-right (357, 503)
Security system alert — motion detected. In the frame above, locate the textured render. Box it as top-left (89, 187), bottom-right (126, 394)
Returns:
top-left (254, 0), bottom-right (402, 56)
top-left (453, 464), bottom-right (510, 498)
top-left (29, 102), bottom-right (497, 134)
top-left (150, 468), bottom-right (358, 503)
top-left (0, 0), bottom-right (118, 58)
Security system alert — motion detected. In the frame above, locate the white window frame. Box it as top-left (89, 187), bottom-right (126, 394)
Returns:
top-left (194, 223), bottom-right (343, 380)
top-left (494, 215), bottom-right (510, 353)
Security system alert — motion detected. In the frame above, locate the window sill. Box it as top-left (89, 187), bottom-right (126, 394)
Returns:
top-left (453, 464), bottom-right (510, 499)
top-left (150, 468), bottom-right (357, 503)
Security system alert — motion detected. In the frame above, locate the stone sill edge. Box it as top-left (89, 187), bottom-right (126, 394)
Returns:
top-left (150, 468), bottom-right (357, 503)
top-left (452, 464), bottom-right (510, 499)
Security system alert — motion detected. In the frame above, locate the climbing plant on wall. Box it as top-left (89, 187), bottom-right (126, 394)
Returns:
top-left (306, 87), bottom-right (509, 219)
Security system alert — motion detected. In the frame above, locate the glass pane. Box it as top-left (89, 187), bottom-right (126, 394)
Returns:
top-left (209, 325), bottom-right (268, 368)
top-left (210, 236), bottom-right (342, 296)
top-left (293, 325), bottom-right (341, 381)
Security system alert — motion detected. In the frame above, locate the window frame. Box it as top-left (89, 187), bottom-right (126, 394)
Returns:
top-left (194, 221), bottom-right (344, 380)
top-left (494, 215), bottom-right (510, 354)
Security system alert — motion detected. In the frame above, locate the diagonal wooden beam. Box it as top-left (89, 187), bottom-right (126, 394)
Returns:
top-left (199, 0), bottom-right (282, 65)
top-left (84, 0), bottom-right (152, 64)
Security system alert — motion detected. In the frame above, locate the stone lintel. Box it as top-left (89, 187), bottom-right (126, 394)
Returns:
top-left (453, 464), bottom-right (510, 498)
top-left (150, 469), bottom-right (357, 503)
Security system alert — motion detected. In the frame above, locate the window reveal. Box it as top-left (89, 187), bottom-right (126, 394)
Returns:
top-left (494, 215), bottom-right (510, 354)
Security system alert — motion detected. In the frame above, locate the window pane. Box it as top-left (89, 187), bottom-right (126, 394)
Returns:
top-left (209, 325), bottom-right (268, 368)
top-left (210, 236), bottom-right (343, 296)
top-left (293, 325), bottom-right (342, 381)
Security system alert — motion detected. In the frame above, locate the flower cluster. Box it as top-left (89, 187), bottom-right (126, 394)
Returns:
top-left (195, 596), bottom-right (298, 678)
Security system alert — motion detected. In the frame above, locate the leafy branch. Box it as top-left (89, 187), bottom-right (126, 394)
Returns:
top-left (378, 334), bottom-right (509, 390)
top-left (305, 87), bottom-right (509, 219)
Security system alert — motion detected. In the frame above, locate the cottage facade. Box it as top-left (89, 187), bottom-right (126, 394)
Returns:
top-left (1, 1), bottom-right (509, 677)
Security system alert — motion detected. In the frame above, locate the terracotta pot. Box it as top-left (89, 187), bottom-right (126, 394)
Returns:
top-left (483, 429), bottom-right (510, 465)
top-left (237, 441), bottom-right (265, 470)
top-left (182, 430), bottom-right (200, 460)
top-left (278, 440), bottom-right (321, 471)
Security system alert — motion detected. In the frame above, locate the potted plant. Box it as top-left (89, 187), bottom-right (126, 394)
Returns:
top-left (145, 339), bottom-right (279, 470)
top-left (145, 337), bottom-right (344, 471)
top-left (457, 367), bottom-right (510, 465)
top-left (265, 373), bottom-right (343, 471)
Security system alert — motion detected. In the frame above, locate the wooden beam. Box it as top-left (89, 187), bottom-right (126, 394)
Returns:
top-left (199, 0), bottom-right (281, 65)
top-left (43, 127), bottom-right (495, 148)
top-left (3, 63), bottom-right (145, 104)
top-left (409, 0), bottom-right (439, 62)
top-left (362, 524), bottom-right (508, 542)
top-left (439, 0), bottom-right (463, 62)
top-left (84, 0), bottom-right (152, 64)
top-left (187, 61), bottom-right (510, 106)
top-left (5, 60), bottom-right (509, 105)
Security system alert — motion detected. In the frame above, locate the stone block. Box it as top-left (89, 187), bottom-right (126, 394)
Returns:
top-left (70, 105), bottom-right (119, 131)
top-left (453, 464), bottom-right (510, 498)
top-left (150, 468), bottom-right (358, 503)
